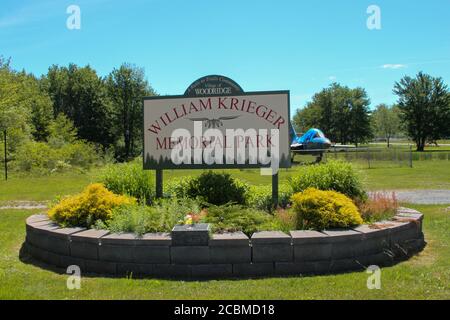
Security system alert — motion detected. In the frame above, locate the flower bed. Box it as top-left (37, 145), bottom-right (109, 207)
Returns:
top-left (24, 160), bottom-right (421, 277)
top-left (24, 207), bottom-right (425, 278)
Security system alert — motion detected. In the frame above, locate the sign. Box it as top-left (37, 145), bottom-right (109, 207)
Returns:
top-left (184, 75), bottom-right (243, 97)
top-left (143, 76), bottom-right (290, 171)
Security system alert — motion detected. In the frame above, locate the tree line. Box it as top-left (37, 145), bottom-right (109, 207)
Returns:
top-left (292, 72), bottom-right (450, 151)
top-left (0, 56), bottom-right (156, 163)
top-left (1, 55), bottom-right (449, 166)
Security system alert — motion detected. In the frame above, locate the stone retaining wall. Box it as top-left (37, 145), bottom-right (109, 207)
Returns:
top-left (24, 208), bottom-right (425, 278)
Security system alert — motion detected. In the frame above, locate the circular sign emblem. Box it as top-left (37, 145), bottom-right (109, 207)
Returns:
top-left (184, 75), bottom-right (244, 97)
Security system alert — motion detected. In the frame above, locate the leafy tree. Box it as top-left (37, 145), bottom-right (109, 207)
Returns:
top-left (0, 58), bottom-right (21, 133)
top-left (0, 58), bottom-right (54, 152)
top-left (30, 97), bottom-right (53, 141)
top-left (292, 83), bottom-right (372, 145)
top-left (0, 57), bottom-right (56, 179)
top-left (17, 73), bottom-right (54, 142)
top-left (47, 113), bottom-right (78, 148)
top-left (331, 84), bottom-right (352, 144)
top-left (292, 104), bottom-right (319, 133)
top-left (393, 72), bottom-right (450, 151)
top-left (106, 63), bottom-right (156, 160)
top-left (43, 64), bottom-right (114, 148)
top-left (0, 59), bottom-right (29, 135)
top-left (314, 88), bottom-right (334, 136)
top-left (372, 104), bottom-right (401, 147)
top-left (348, 87), bottom-right (372, 147)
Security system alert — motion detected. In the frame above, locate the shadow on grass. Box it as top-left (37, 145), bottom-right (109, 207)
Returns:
top-left (18, 240), bottom-right (427, 282)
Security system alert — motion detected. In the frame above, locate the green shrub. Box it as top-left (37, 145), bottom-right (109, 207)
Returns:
top-left (291, 188), bottom-right (363, 230)
top-left (47, 113), bottom-right (78, 148)
top-left (13, 140), bottom-right (100, 174)
top-left (14, 141), bottom-right (54, 173)
top-left (246, 184), bottom-right (293, 212)
top-left (11, 114), bottom-right (104, 175)
top-left (60, 140), bottom-right (99, 168)
top-left (48, 183), bottom-right (135, 227)
top-left (202, 204), bottom-right (278, 236)
top-left (165, 176), bottom-right (196, 198)
top-left (167, 171), bottom-right (249, 205)
top-left (289, 160), bottom-right (366, 200)
top-left (96, 198), bottom-right (202, 235)
top-left (100, 158), bottom-right (155, 204)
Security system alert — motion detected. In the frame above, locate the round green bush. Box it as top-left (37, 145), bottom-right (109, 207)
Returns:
top-left (289, 160), bottom-right (366, 200)
top-left (291, 187), bottom-right (363, 230)
top-left (246, 184), bottom-right (293, 212)
top-left (167, 171), bottom-right (249, 205)
top-left (165, 176), bottom-right (196, 198)
top-left (100, 158), bottom-right (155, 204)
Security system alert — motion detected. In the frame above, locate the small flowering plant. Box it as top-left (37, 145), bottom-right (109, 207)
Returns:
top-left (179, 209), bottom-right (207, 225)
top-left (184, 214), bottom-right (193, 225)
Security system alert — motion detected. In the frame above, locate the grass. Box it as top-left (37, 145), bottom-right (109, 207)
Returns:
top-left (0, 158), bottom-right (448, 299)
top-left (0, 172), bottom-right (97, 202)
top-left (0, 204), bottom-right (448, 299)
top-left (1, 160), bottom-right (449, 202)
top-left (361, 161), bottom-right (450, 190)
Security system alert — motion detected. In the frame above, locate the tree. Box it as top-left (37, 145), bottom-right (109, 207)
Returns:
top-left (292, 83), bottom-right (373, 145)
top-left (106, 63), bottom-right (156, 160)
top-left (348, 87), bottom-right (372, 147)
top-left (0, 58), bottom-right (54, 152)
top-left (292, 104), bottom-right (320, 133)
top-left (0, 57), bottom-right (57, 178)
top-left (43, 64), bottom-right (114, 148)
top-left (393, 72), bottom-right (450, 151)
top-left (372, 104), bottom-right (401, 147)
top-left (47, 113), bottom-right (78, 148)
top-left (0, 58), bottom-right (24, 134)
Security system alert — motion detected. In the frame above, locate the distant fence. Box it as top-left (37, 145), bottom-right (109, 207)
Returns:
top-left (293, 146), bottom-right (450, 168)
top-left (324, 147), bottom-right (413, 168)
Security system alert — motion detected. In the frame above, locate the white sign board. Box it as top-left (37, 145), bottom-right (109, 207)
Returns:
top-left (143, 91), bottom-right (290, 170)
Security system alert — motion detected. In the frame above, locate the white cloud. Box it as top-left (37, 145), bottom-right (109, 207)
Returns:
top-left (328, 75), bottom-right (337, 81)
top-left (381, 64), bottom-right (407, 69)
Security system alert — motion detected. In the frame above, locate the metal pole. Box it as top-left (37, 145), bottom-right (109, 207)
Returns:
top-left (409, 145), bottom-right (413, 168)
top-left (3, 130), bottom-right (7, 181)
top-left (155, 169), bottom-right (163, 198)
top-left (272, 172), bottom-right (279, 208)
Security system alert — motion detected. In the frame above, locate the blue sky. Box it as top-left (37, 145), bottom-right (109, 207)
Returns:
top-left (1, 0), bottom-right (449, 116)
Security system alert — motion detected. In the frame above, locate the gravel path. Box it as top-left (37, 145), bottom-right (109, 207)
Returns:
top-left (372, 190), bottom-right (450, 204)
top-left (0, 201), bottom-right (48, 210)
top-left (1, 190), bottom-right (449, 209)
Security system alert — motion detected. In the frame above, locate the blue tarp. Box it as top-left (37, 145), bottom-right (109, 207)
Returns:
top-left (291, 127), bottom-right (325, 144)
top-left (298, 128), bottom-right (324, 143)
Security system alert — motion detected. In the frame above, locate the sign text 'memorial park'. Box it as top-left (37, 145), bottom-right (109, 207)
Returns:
top-left (143, 75), bottom-right (290, 173)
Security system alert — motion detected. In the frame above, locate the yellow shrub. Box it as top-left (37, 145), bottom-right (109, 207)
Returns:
top-left (291, 188), bottom-right (363, 230)
top-left (48, 183), bottom-right (135, 227)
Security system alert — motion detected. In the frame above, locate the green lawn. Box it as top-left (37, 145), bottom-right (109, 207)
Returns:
top-left (361, 161), bottom-right (450, 190)
top-left (0, 160), bottom-right (448, 299)
top-left (0, 172), bottom-right (97, 202)
top-left (1, 160), bottom-right (449, 202)
top-left (0, 204), bottom-right (448, 299)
